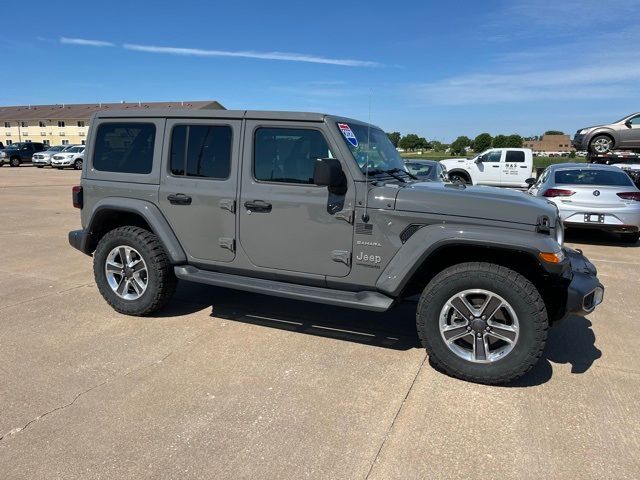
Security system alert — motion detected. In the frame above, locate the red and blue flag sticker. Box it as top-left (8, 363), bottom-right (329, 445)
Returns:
top-left (338, 123), bottom-right (358, 147)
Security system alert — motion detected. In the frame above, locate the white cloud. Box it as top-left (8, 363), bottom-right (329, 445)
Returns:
top-left (60, 37), bottom-right (115, 47)
top-left (414, 63), bottom-right (640, 105)
top-left (122, 43), bottom-right (381, 67)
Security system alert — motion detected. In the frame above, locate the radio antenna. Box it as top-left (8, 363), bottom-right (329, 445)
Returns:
top-left (362, 90), bottom-right (372, 222)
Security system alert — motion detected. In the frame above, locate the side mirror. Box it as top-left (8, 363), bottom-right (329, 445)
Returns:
top-left (474, 155), bottom-right (483, 164)
top-left (313, 158), bottom-right (347, 194)
top-left (525, 177), bottom-right (536, 186)
top-left (625, 120), bottom-right (633, 128)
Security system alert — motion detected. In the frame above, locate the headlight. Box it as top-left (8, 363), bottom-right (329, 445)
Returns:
top-left (578, 129), bottom-right (589, 135)
top-left (0, 152), bottom-right (5, 158)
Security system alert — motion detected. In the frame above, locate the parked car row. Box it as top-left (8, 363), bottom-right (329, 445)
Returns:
top-left (0, 143), bottom-right (85, 169)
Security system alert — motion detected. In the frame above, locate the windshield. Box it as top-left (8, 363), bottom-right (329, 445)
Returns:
top-left (555, 169), bottom-right (633, 186)
top-left (406, 162), bottom-right (434, 177)
top-left (47, 146), bottom-right (64, 152)
top-left (336, 122), bottom-right (406, 174)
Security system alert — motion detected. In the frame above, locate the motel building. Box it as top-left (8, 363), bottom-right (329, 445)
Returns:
top-left (0, 101), bottom-right (224, 147)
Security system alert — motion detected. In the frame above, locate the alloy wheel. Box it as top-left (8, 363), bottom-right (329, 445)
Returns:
top-left (105, 245), bottom-right (148, 300)
top-left (439, 289), bottom-right (519, 363)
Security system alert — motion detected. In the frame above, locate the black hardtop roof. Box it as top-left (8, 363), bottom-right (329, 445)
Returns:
top-left (92, 109), bottom-right (380, 129)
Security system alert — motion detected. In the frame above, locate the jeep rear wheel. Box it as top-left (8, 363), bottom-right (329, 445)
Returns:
top-left (417, 262), bottom-right (548, 385)
top-left (10, 157), bottom-right (20, 167)
top-left (93, 226), bottom-right (177, 316)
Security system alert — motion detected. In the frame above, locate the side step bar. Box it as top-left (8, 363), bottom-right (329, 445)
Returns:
top-left (174, 266), bottom-right (395, 312)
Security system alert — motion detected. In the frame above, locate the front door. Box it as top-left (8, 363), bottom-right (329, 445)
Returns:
top-left (619, 115), bottom-right (640, 148)
top-left (159, 119), bottom-right (241, 263)
top-left (475, 149), bottom-right (503, 185)
top-left (239, 121), bottom-right (354, 277)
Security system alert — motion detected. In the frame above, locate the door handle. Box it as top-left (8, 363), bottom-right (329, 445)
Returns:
top-left (244, 200), bottom-right (272, 213)
top-left (492, 165), bottom-right (500, 168)
top-left (167, 193), bottom-right (192, 205)
top-left (519, 166), bottom-right (527, 168)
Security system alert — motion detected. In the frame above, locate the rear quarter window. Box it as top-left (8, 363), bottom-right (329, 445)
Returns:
top-left (505, 151), bottom-right (525, 163)
top-left (93, 123), bottom-right (156, 174)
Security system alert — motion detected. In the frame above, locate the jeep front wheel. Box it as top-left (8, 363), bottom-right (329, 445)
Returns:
top-left (10, 157), bottom-right (20, 167)
top-left (417, 262), bottom-right (548, 385)
top-left (93, 226), bottom-right (177, 316)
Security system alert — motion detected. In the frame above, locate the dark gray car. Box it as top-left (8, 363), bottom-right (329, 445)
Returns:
top-left (573, 112), bottom-right (640, 153)
top-left (404, 159), bottom-right (448, 182)
top-left (68, 109), bottom-right (604, 385)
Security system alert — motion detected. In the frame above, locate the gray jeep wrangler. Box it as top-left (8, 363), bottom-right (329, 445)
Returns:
top-left (69, 110), bottom-right (604, 384)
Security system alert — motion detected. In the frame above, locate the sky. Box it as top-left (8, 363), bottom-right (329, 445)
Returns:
top-left (2, 0), bottom-right (639, 141)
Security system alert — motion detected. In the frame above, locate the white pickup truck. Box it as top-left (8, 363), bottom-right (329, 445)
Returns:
top-left (439, 148), bottom-right (534, 188)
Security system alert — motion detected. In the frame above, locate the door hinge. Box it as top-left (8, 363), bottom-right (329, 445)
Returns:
top-left (331, 250), bottom-right (351, 266)
top-left (219, 237), bottom-right (235, 252)
top-left (334, 208), bottom-right (354, 224)
top-left (219, 199), bottom-right (236, 214)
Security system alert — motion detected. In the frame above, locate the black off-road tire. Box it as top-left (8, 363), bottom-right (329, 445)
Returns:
top-left (93, 226), bottom-right (177, 316)
top-left (417, 262), bottom-right (548, 385)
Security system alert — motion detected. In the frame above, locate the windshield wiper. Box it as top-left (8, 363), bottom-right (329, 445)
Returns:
top-left (387, 168), bottom-right (418, 180)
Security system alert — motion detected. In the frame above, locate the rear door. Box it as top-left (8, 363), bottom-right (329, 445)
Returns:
top-left (238, 121), bottom-right (354, 277)
top-left (159, 118), bottom-right (241, 264)
top-left (502, 150), bottom-right (529, 186)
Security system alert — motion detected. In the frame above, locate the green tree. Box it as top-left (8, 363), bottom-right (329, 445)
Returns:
top-left (473, 133), bottom-right (492, 152)
top-left (398, 133), bottom-right (420, 151)
top-left (492, 134), bottom-right (507, 148)
top-left (505, 134), bottom-right (523, 148)
top-left (415, 136), bottom-right (431, 150)
top-left (544, 130), bottom-right (564, 136)
top-left (386, 131), bottom-right (401, 148)
top-left (450, 136), bottom-right (472, 155)
top-left (431, 140), bottom-right (446, 152)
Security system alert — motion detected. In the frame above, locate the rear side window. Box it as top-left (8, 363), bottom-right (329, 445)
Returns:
top-left (254, 127), bottom-right (331, 184)
top-left (170, 125), bottom-right (232, 179)
top-left (93, 123), bottom-right (156, 174)
top-left (555, 169), bottom-right (632, 186)
top-left (505, 151), bottom-right (525, 163)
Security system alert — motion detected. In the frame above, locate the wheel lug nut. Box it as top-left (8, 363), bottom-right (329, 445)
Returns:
top-left (482, 315), bottom-right (486, 320)
top-left (466, 326), bottom-right (471, 331)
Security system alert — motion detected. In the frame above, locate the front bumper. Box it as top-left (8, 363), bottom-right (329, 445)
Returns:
top-left (563, 247), bottom-right (604, 318)
top-left (572, 134), bottom-right (586, 149)
top-left (52, 159), bottom-right (73, 166)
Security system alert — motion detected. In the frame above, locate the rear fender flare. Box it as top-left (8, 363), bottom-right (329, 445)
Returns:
top-left (88, 197), bottom-right (186, 264)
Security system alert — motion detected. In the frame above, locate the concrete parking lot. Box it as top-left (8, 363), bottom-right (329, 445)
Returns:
top-left (0, 167), bottom-right (638, 480)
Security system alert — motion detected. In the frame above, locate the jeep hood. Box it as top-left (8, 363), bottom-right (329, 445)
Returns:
top-left (393, 181), bottom-right (557, 226)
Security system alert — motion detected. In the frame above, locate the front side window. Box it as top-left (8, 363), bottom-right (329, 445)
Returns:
top-left (482, 151), bottom-right (502, 162)
top-left (170, 125), bottom-right (232, 179)
top-left (337, 122), bottom-right (405, 174)
top-left (93, 123), bottom-right (156, 174)
top-left (629, 115), bottom-right (640, 126)
top-left (254, 127), bottom-right (331, 184)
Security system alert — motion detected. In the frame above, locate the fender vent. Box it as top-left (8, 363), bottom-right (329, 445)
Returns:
top-left (400, 224), bottom-right (425, 243)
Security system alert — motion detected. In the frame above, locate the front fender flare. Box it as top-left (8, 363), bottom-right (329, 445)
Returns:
top-left (88, 197), bottom-right (187, 264)
top-left (376, 223), bottom-right (561, 296)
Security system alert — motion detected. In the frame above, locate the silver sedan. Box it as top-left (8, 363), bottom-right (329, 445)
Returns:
top-left (529, 163), bottom-right (640, 243)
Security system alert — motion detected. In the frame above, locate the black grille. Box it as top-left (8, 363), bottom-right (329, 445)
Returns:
top-left (400, 224), bottom-right (425, 243)
top-left (355, 223), bottom-right (373, 235)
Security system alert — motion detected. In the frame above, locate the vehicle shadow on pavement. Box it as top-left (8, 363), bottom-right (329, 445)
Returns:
top-left (164, 283), bottom-right (602, 386)
top-left (164, 281), bottom-right (421, 351)
top-left (565, 229), bottom-right (639, 247)
top-left (506, 315), bottom-right (602, 387)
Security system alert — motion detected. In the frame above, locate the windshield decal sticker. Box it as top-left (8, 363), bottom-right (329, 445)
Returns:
top-left (338, 123), bottom-right (358, 147)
